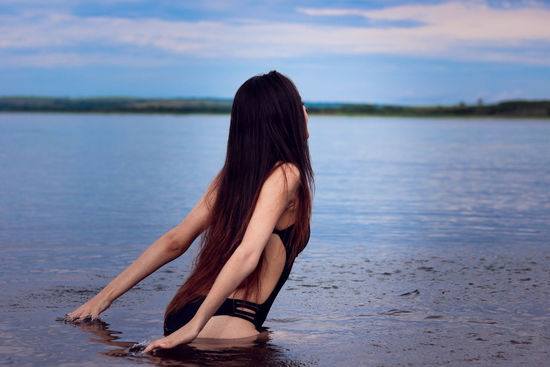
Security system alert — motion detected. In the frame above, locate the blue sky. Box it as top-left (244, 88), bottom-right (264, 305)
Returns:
top-left (1, 0), bottom-right (549, 105)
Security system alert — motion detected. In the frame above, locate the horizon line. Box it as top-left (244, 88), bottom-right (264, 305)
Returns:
top-left (2, 95), bottom-right (548, 108)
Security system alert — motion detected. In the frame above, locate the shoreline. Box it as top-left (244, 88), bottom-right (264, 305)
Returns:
top-left (1, 97), bottom-right (549, 119)
top-left (0, 110), bottom-right (550, 121)
top-left (1, 110), bottom-right (549, 120)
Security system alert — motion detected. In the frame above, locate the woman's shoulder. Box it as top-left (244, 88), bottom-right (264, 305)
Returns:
top-left (267, 162), bottom-right (301, 192)
top-left (273, 161), bottom-right (300, 181)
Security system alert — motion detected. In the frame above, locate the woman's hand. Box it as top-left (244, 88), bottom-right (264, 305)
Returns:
top-left (65, 294), bottom-right (112, 322)
top-left (143, 323), bottom-right (200, 353)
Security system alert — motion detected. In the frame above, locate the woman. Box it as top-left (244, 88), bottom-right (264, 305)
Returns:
top-left (66, 70), bottom-right (313, 353)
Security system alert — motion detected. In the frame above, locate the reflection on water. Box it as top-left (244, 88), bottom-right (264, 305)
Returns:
top-left (60, 317), bottom-right (308, 367)
top-left (1, 114), bottom-right (550, 366)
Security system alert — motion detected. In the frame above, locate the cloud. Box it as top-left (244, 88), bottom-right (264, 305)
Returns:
top-left (296, 1), bottom-right (550, 64)
top-left (298, 1), bottom-right (550, 42)
top-left (0, 1), bottom-right (549, 67)
top-left (0, 51), bottom-right (173, 67)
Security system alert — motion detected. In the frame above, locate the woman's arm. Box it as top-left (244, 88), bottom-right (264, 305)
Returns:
top-left (143, 163), bottom-right (300, 353)
top-left (66, 178), bottom-right (217, 322)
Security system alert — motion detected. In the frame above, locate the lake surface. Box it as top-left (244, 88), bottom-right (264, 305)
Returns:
top-left (1, 113), bottom-right (549, 366)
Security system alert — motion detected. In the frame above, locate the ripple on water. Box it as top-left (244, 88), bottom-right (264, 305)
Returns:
top-left (2, 115), bottom-right (550, 366)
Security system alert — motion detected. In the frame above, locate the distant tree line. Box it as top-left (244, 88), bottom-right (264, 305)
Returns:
top-left (0, 97), bottom-right (233, 114)
top-left (0, 97), bottom-right (549, 117)
top-left (305, 100), bottom-right (550, 117)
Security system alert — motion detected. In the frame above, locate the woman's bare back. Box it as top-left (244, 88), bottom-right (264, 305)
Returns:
top-left (196, 201), bottom-right (298, 339)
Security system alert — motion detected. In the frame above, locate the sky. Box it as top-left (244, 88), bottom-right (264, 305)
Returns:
top-left (0, 0), bottom-right (549, 105)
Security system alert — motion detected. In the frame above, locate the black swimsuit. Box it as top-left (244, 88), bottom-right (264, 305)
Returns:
top-left (164, 224), bottom-right (306, 336)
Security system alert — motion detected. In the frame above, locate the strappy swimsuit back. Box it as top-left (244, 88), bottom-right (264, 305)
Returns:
top-left (164, 224), bottom-right (307, 336)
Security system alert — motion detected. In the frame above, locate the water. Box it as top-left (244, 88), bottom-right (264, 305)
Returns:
top-left (1, 113), bottom-right (549, 366)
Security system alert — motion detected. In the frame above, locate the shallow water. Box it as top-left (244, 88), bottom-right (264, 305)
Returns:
top-left (1, 113), bottom-right (549, 366)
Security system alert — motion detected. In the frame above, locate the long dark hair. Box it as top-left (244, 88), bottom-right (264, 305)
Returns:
top-left (165, 70), bottom-right (314, 319)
